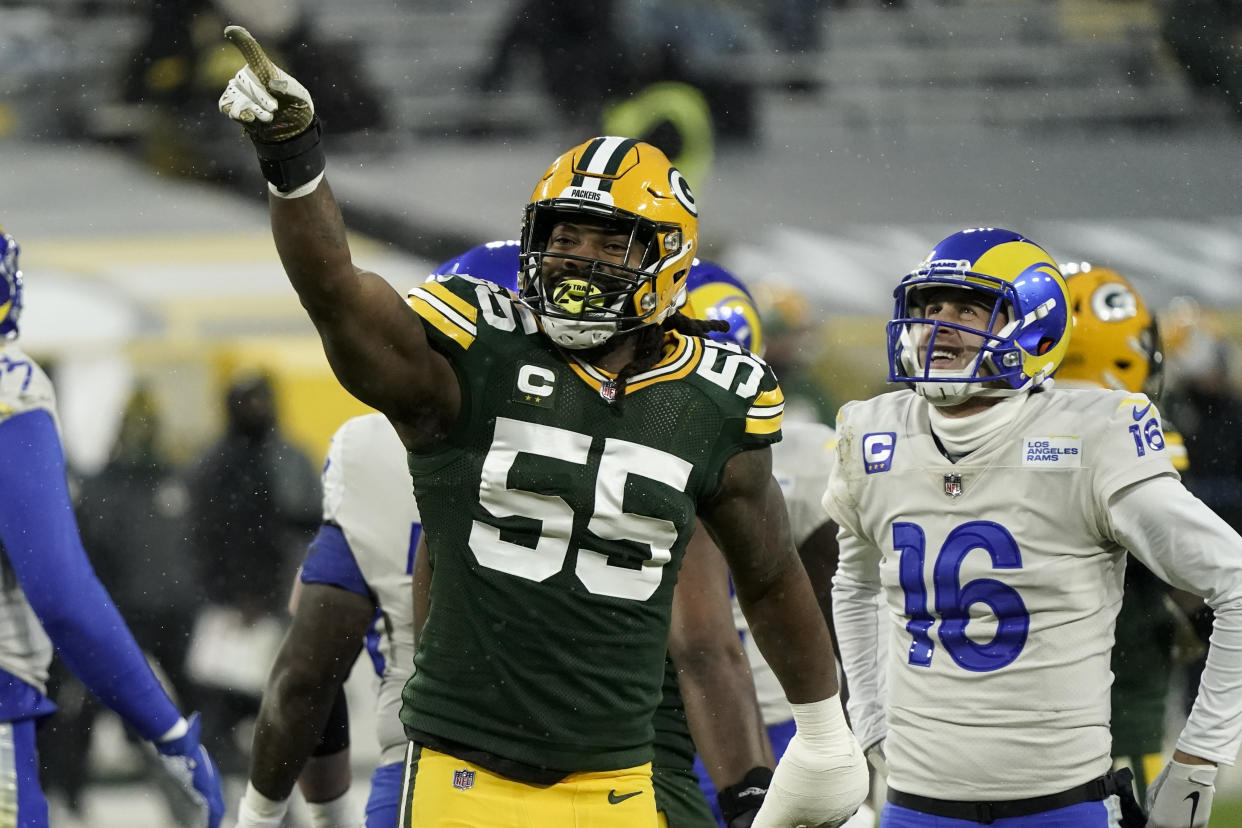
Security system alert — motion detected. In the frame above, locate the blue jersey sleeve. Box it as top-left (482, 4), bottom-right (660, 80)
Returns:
top-left (0, 410), bottom-right (180, 741)
top-left (300, 523), bottom-right (371, 598)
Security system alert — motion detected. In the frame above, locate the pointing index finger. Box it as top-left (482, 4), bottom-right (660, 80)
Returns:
top-left (223, 25), bottom-right (275, 86)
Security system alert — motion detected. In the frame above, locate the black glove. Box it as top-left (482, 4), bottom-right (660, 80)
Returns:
top-left (718, 766), bottom-right (774, 828)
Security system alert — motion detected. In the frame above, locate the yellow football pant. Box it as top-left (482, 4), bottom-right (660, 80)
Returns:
top-left (399, 743), bottom-right (658, 827)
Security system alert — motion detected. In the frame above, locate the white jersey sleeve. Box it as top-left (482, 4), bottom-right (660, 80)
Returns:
top-left (320, 413), bottom-right (420, 766)
top-left (1110, 475), bottom-right (1242, 765)
top-left (0, 344), bottom-right (57, 692)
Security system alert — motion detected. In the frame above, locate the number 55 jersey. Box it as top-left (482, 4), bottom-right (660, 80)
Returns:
top-left (399, 274), bottom-right (783, 777)
top-left (825, 386), bottom-right (1179, 801)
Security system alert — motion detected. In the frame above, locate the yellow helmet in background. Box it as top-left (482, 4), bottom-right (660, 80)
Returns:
top-left (1059, 264), bottom-right (1163, 398)
top-left (520, 136), bottom-right (698, 349)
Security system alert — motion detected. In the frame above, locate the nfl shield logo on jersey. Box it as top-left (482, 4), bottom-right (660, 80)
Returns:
top-left (943, 473), bottom-right (963, 497)
top-left (452, 768), bottom-right (476, 791)
top-left (600, 379), bottom-right (618, 403)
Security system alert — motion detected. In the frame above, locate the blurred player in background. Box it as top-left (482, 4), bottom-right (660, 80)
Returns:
top-left (685, 265), bottom-right (876, 828)
top-left (828, 227), bottom-right (1242, 828)
top-left (236, 244), bottom-right (799, 828)
top-left (219, 27), bottom-right (869, 828)
top-left (0, 227), bottom-right (225, 828)
top-left (1057, 263), bottom-right (1204, 799)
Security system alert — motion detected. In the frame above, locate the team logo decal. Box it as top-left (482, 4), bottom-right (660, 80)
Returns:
top-left (943, 473), bottom-right (963, 498)
top-left (514, 364), bottom-right (556, 408)
top-left (669, 168), bottom-right (697, 217)
top-left (452, 768), bottom-right (476, 791)
top-left (862, 432), bottom-right (896, 474)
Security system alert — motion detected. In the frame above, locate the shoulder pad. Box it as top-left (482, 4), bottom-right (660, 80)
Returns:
top-left (0, 346), bottom-right (56, 426)
top-left (407, 274), bottom-right (536, 351)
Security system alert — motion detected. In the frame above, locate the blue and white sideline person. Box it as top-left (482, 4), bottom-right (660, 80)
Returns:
top-left (0, 228), bottom-right (224, 828)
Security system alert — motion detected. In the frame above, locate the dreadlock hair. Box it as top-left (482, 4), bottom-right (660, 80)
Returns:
top-left (608, 312), bottom-right (730, 407)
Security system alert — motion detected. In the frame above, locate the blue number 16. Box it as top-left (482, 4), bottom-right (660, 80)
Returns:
top-left (894, 520), bottom-right (1029, 672)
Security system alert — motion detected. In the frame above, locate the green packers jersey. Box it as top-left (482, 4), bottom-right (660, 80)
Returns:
top-left (399, 275), bottom-right (783, 775)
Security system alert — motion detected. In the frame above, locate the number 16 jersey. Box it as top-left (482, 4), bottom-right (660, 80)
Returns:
top-left (399, 274), bottom-right (783, 776)
top-left (826, 386), bottom-right (1178, 800)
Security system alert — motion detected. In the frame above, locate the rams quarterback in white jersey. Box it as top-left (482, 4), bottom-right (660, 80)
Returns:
top-left (827, 227), bottom-right (1242, 828)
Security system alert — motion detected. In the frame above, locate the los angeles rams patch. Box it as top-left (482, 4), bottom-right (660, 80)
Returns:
top-left (1022, 436), bottom-right (1081, 466)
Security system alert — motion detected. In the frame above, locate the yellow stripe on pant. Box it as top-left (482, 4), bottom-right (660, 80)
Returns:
top-left (400, 744), bottom-right (657, 827)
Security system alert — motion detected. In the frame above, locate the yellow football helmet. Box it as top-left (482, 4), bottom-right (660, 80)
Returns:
top-left (1059, 264), bottom-right (1163, 397)
top-left (519, 136), bottom-right (698, 349)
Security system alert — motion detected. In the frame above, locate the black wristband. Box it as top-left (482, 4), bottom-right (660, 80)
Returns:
top-left (252, 116), bottom-right (325, 193)
top-left (718, 765), bottom-right (774, 827)
top-left (311, 684), bottom-right (350, 756)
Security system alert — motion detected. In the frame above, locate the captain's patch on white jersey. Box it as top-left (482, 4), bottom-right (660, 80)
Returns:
top-left (863, 432), bottom-right (896, 473)
top-left (1022, 436), bottom-right (1082, 466)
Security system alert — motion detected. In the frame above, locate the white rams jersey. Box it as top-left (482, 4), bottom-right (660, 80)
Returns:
top-left (320, 413), bottom-right (419, 766)
top-left (0, 344), bottom-right (57, 693)
top-left (826, 387), bottom-right (1178, 800)
top-left (735, 420), bottom-right (836, 726)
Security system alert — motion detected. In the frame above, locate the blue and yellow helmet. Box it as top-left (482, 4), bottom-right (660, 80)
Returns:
top-left (0, 228), bottom-right (23, 340)
top-left (432, 239), bottom-right (522, 292)
top-left (888, 227), bottom-right (1069, 405)
top-left (685, 261), bottom-right (762, 354)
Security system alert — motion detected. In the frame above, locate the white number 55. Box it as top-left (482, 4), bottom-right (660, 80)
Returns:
top-left (469, 417), bottom-right (693, 601)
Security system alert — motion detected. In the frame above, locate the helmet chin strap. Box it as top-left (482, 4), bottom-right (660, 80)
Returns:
top-left (542, 316), bottom-right (619, 349)
top-left (913, 370), bottom-right (976, 407)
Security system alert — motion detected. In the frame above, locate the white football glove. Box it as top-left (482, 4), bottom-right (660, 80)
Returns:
top-left (154, 714), bottom-right (225, 828)
top-left (219, 25), bottom-right (314, 142)
top-left (1147, 759), bottom-right (1216, 828)
top-left (751, 697), bottom-right (870, 828)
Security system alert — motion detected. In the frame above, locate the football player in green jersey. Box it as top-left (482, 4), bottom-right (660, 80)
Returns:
top-left (219, 27), bottom-right (868, 828)
top-left (1056, 264), bottom-right (1199, 800)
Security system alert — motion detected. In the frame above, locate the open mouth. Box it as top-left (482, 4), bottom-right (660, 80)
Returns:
top-left (927, 346), bottom-right (961, 368)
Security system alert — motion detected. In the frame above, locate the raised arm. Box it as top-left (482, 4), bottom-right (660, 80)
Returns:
top-left (700, 446), bottom-right (868, 828)
top-left (219, 27), bottom-right (458, 439)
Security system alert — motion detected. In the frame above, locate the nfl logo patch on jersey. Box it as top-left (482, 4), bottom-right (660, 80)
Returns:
top-left (943, 473), bottom-right (963, 497)
top-left (452, 768), bottom-right (476, 791)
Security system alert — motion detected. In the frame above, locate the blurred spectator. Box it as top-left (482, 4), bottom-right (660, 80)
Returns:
top-left (184, 372), bottom-right (320, 777)
top-left (40, 384), bottom-right (202, 822)
top-left (1162, 0), bottom-right (1242, 120)
top-left (1160, 297), bottom-right (1242, 532)
top-left (122, 0), bottom-right (383, 176)
top-left (479, 0), bottom-right (633, 130)
top-left (1159, 296), bottom-right (1242, 719)
top-left (478, 0), bottom-right (760, 142)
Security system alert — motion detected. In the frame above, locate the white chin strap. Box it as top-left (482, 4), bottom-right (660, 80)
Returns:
top-left (542, 316), bottom-right (619, 349)
top-left (912, 369), bottom-right (977, 407)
